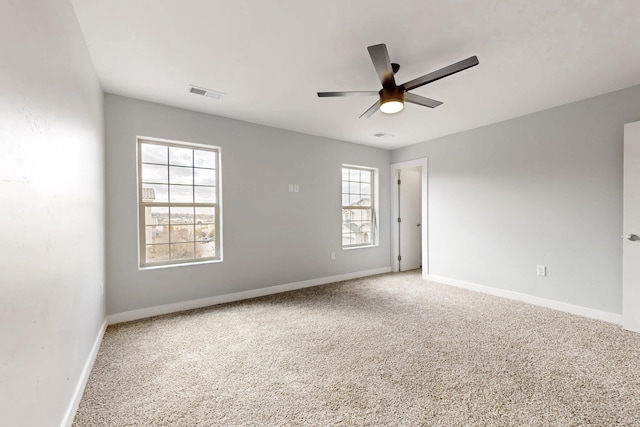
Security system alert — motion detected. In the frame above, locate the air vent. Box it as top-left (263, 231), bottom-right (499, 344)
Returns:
top-left (188, 85), bottom-right (225, 99)
top-left (374, 132), bottom-right (394, 138)
top-left (189, 87), bottom-right (207, 96)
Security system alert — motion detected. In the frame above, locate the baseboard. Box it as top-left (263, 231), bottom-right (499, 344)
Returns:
top-left (61, 319), bottom-right (108, 427)
top-left (426, 274), bottom-right (623, 325)
top-left (108, 267), bottom-right (392, 325)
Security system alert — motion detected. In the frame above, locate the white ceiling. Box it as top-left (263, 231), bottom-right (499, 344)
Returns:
top-left (70, 0), bottom-right (640, 150)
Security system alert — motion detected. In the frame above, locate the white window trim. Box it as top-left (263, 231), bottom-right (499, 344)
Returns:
top-left (137, 136), bottom-right (223, 269)
top-left (341, 164), bottom-right (379, 249)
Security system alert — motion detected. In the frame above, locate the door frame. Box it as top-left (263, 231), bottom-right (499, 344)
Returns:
top-left (623, 121), bottom-right (640, 333)
top-left (390, 158), bottom-right (428, 278)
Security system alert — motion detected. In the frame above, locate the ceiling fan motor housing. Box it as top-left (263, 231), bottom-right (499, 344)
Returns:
top-left (380, 86), bottom-right (404, 104)
top-left (379, 86), bottom-right (405, 114)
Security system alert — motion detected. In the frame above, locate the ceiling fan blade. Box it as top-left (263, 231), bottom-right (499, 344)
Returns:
top-left (404, 92), bottom-right (443, 108)
top-left (317, 91), bottom-right (378, 97)
top-left (367, 44), bottom-right (396, 87)
top-left (359, 100), bottom-right (381, 118)
top-left (402, 56), bottom-right (479, 92)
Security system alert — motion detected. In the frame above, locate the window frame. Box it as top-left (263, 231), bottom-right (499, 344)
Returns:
top-left (137, 136), bottom-right (222, 269)
top-left (341, 164), bottom-right (378, 249)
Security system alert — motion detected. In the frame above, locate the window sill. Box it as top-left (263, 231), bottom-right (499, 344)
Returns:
top-left (139, 258), bottom-right (222, 271)
top-left (342, 244), bottom-right (378, 251)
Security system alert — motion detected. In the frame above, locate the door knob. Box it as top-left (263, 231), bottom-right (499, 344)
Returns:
top-left (417, 223), bottom-right (421, 227)
top-left (624, 234), bottom-right (639, 241)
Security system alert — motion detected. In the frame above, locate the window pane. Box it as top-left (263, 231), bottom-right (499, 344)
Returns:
top-left (141, 144), bottom-right (167, 164)
top-left (195, 207), bottom-right (215, 224)
top-left (360, 170), bottom-right (371, 183)
top-left (146, 244), bottom-right (170, 262)
top-left (194, 150), bottom-right (216, 168)
top-left (146, 225), bottom-right (169, 243)
top-left (142, 184), bottom-right (168, 202)
top-left (342, 181), bottom-right (349, 194)
top-left (171, 243), bottom-right (195, 260)
top-left (196, 241), bottom-right (215, 258)
top-left (146, 206), bottom-right (169, 225)
top-left (170, 224), bottom-right (194, 243)
top-left (169, 185), bottom-right (193, 203)
top-left (349, 182), bottom-right (361, 194)
top-left (195, 224), bottom-right (215, 241)
top-left (194, 168), bottom-right (216, 186)
top-left (170, 207), bottom-right (194, 224)
top-left (361, 183), bottom-right (371, 196)
top-left (359, 197), bottom-right (371, 207)
top-left (195, 186), bottom-right (216, 203)
top-left (342, 195), bottom-right (349, 206)
top-left (343, 222), bottom-right (358, 233)
top-left (141, 163), bottom-right (168, 184)
top-left (342, 221), bottom-right (371, 246)
top-left (169, 146), bottom-right (193, 166)
top-left (342, 168), bottom-right (349, 181)
top-left (169, 166), bottom-right (193, 185)
top-left (349, 195), bottom-right (363, 206)
top-left (349, 169), bottom-right (360, 181)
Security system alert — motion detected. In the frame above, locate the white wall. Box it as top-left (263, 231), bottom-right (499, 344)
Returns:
top-left (0, 1), bottom-right (105, 425)
top-left (105, 95), bottom-right (390, 315)
top-left (392, 85), bottom-right (640, 315)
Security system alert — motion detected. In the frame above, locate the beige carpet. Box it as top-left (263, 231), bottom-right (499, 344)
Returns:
top-left (73, 271), bottom-right (640, 426)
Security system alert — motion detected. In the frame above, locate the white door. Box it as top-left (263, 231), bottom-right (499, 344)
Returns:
top-left (623, 121), bottom-right (640, 333)
top-left (399, 167), bottom-right (422, 271)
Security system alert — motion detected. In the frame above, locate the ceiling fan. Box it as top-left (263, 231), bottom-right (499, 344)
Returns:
top-left (317, 43), bottom-right (479, 118)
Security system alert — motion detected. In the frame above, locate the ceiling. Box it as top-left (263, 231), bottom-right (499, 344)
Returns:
top-left (70, 0), bottom-right (640, 150)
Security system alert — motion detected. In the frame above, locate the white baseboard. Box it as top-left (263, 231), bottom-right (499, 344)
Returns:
top-left (61, 319), bottom-right (107, 427)
top-left (108, 267), bottom-right (392, 325)
top-left (426, 274), bottom-right (623, 325)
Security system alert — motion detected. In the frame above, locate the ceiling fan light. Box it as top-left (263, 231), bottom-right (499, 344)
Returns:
top-left (380, 99), bottom-right (404, 114)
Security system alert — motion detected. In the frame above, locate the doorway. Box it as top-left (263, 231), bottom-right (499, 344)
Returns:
top-left (391, 158), bottom-right (428, 277)
top-left (398, 167), bottom-right (422, 271)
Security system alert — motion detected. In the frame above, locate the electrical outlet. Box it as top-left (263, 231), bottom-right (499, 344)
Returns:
top-left (536, 265), bottom-right (546, 276)
top-left (294, 184), bottom-right (299, 193)
top-left (288, 184), bottom-right (294, 192)
top-left (331, 252), bottom-right (336, 260)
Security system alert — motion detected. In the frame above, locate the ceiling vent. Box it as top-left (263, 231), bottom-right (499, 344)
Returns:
top-left (374, 132), bottom-right (394, 138)
top-left (188, 85), bottom-right (225, 99)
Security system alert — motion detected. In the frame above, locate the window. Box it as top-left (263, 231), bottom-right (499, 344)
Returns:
top-left (342, 165), bottom-right (377, 248)
top-left (138, 138), bottom-right (221, 267)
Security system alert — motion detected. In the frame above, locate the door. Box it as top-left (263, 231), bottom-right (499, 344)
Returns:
top-left (623, 121), bottom-right (640, 333)
top-left (398, 167), bottom-right (422, 271)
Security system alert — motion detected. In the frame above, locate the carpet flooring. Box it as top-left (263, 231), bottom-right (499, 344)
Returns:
top-left (73, 270), bottom-right (640, 426)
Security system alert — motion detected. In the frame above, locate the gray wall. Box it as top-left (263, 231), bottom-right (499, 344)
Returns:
top-left (0, 0), bottom-right (105, 425)
top-left (105, 95), bottom-right (391, 314)
top-left (392, 85), bottom-right (640, 315)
